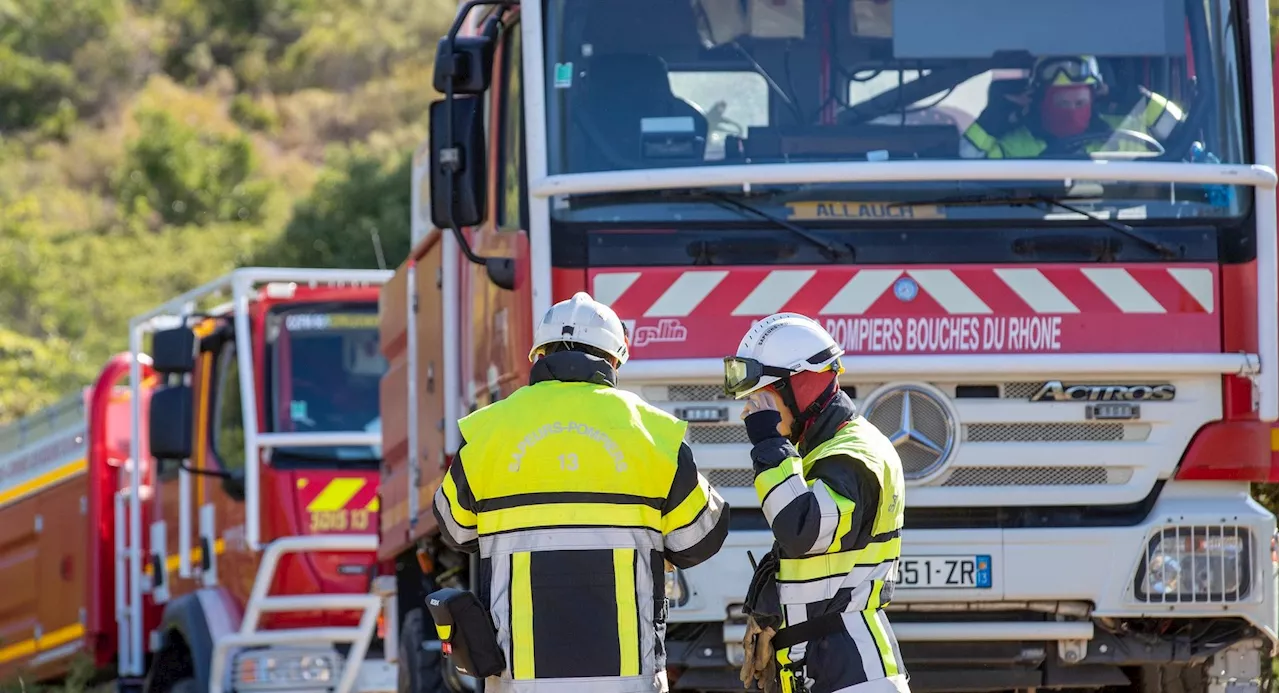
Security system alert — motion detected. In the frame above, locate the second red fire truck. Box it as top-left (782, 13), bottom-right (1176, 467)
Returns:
top-left (0, 269), bottom-right (399, 693)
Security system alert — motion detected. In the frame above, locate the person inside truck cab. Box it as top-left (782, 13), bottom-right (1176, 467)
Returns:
top-left (428, 292), bottom-right (729, 692)
top-left (960, 55), bottom-right (1186, 159)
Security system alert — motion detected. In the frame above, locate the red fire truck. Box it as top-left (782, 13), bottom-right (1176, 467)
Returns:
top-left (375, 0), bottom-right (1279, 691)
top-left (0, 269), bottom-right (398, 693)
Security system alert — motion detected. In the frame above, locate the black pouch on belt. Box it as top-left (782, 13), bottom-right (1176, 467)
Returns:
top-left (426, 588), bottom-right (506, 678)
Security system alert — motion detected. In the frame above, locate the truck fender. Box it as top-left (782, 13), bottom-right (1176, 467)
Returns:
top-left (145, 588), bottom-right (241, 693)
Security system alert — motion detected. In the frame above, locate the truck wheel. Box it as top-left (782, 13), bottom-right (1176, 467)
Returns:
top-left (168, 680), bottom-right (197, 693)
top-left (1134, 663), bottom-right (1209, 693)
top-left (399, 608), bottom-right (449, 693)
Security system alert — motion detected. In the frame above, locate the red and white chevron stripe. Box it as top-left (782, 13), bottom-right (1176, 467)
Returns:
top-left (588, 264), bottom-right (1221, 356)
top-left (593, 266), bottom-right (1215, 318)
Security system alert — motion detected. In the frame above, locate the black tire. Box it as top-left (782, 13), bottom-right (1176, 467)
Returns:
top-left (399, 608), bottom-right (450, 693)
top-left (168, 680), bottom-right (198, 693)
top-left (1133, 663), bottom-right (1210, 693)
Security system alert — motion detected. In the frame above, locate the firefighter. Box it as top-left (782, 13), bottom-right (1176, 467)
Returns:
top-left (726, 313), bottom-right (909, 693)
top-left (960, 55), bottom-right (1186, 159)
top-left (431, 292), bottom-right (730, 693)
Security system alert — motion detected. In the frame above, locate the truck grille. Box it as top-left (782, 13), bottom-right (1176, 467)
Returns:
top-left (703, 466), bottom-right (1129, 488)
top-left (662, 380), bottom-right (1159, 492)
top-left (964, 423), bottom-right (1127, 443)
top-left (668, 385), bottom-right (733, 401)
top-left (687, 426), bottom-right (749, 446)
top-left (686, 422), bottom-right (1143, 446)
top-left (705, 468), bottom-right (755, 488)
top-left (942, 466), bottom-right (1117, 486)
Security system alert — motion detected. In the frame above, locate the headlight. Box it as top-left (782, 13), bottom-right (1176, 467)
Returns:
top-left (1134, 527), bottom-right (1251, 602)
top-left (233, 648), bottom-right (340, 691)
top-left (665, 567), bottom-right (690, 607)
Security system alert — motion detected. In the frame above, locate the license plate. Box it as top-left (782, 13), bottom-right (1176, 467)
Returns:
top-left (897, 555), bottom-right (992, 589)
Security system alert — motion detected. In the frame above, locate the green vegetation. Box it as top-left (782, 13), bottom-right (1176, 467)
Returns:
top-left (0, 0), bottom-right (444, 421)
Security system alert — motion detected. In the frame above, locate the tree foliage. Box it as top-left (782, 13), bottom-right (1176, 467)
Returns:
top-left (256, 144), bottom-right (412, 269)
top-left (0, 0), bottom-right (443, 423)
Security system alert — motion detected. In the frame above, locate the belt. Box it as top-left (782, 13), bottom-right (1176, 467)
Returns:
top-left (771, 611), bottom-right (847, 651)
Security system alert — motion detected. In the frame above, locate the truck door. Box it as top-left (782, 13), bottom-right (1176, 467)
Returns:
top-left (205, 339), bottom-right (252, 602)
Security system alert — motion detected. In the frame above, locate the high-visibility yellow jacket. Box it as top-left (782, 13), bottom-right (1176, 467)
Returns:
top-left (433, 350), bottom-right (730, 693)
top-left (749, 392), bottom-right (909, 692)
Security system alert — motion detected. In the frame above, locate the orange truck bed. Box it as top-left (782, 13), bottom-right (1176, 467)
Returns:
top-left (378, 237), bottom-right (448, 560)
top-left (0, 395), bottom-right (92, 681)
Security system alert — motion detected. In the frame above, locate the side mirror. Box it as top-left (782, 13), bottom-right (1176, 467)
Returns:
top-left (430, 96), bottom-right (488, 230)
top-left (149, 384), bottom-right (193, 460)
top-left (222, 471), bottom-right (246, 501)
top-left (152, 327), bottom-right (196, 374)
top-left (432, 17), bottom-right (502, 95)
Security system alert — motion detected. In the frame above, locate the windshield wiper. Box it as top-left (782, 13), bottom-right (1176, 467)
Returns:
top-left (890, 190), bottom-right (1179, 259)
top-left (569, 189), bottom-right (851, 260)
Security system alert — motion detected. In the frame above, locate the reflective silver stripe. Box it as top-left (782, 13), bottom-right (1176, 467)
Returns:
top-left (841, 560), bottom-right (895, 595)
top-left (634, 548), bottom-right (656, 678)
top-left (807, 480), bottom-right (841, 554)
top-left (490, 552), bottom-right (513, 675)
top-left (664, 480), bottom-right (726, 553)
top-left (480, 526), bottom-right (663, 556)
top-left (482, 673), bottom-right (666, 692)
top-left (1151, 108), bottom-right (1179, 139)
top-left (762, 474), bottom-right (809, 524)
top-left (778, 573), bottom-right (846, 605)
top-left (782, 603), bottom-right (809, 662)
top-left (435, 486), bottom-right (479, 545)
top-left (842, 611), bottom-right (887, 681)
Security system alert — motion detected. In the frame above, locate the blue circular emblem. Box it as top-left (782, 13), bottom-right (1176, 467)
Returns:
top-left (893, 276), bottom-right (919, 303)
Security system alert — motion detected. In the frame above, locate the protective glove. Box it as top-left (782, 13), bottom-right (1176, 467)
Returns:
top-left (741, 392), bottom-right (784, 445)
top-left (739, 614), bottom-right (778, 692)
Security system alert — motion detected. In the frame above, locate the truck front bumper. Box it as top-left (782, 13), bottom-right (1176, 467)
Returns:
top-left (665, 482), bottom-right (1277, 673)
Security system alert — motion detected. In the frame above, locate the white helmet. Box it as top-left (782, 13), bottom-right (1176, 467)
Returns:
top-left (724, 313), bottom-right (844, 399)
top-left (529, 292), bottom-right (630, 365)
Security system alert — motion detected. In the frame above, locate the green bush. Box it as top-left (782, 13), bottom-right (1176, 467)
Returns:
top-left (116, 108), bottom-right (274, 226)
top-left (0, 0), bottom-right (123, 63)
top-left (0, 46), bottom-right (79, 130)
top-left (229, 93), bottom-right (278, 132)
top-left (255, 143), bottom-right (411, 268)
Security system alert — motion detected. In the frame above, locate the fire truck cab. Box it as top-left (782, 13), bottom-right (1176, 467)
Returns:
top-left (380, 0), bottom-right (1278, 691)
top-left (0, 268), bottom-right (397, 693)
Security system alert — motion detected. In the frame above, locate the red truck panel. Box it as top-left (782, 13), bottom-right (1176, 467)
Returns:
top-left (378, 238), bottom-right (447, 560)
top-left (591, 264), bottom-right (1221, 359)
top-left (0, 395), bottom-right (92, 681)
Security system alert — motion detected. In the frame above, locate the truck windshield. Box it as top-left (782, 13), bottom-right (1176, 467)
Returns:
top-left (542, 0), bottom-right (1250, 222)
top-left (266, 304), bottom-right (385, 464)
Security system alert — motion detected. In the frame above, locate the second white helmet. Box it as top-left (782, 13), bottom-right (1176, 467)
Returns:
top-left (724, 313), bottom-right (844, 398)
top-left (529, 292), bottom-right (630, 365)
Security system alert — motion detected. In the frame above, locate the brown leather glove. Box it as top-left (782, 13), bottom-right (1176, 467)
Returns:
top-left (739, 615), bottom-right (778, 691)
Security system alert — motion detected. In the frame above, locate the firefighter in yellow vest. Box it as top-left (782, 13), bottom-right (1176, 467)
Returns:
top-left (960, 55), bottom-right (1185, 159)
top-left (430, 292), bottom-right (729, 693)
top-left (727, 313), bottom-right (909, 693)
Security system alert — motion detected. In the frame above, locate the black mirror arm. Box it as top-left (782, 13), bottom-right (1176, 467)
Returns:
top-left (437, 0), bottom-right (519, 285)
top-left (177, 460), bottom-right (233, 480)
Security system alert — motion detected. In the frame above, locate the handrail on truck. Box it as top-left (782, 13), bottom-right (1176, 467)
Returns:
top-left (208, 535), bottom-right (387, 693)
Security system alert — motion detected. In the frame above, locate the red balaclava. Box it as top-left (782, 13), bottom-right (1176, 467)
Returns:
top-left (772, 369), bottom-right (841, 444)
top-left (1039, 83), bottom-right (1094, 138)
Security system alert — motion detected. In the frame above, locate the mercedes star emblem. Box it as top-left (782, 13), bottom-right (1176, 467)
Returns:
top-left (861, 383), bottom-right (958, 482)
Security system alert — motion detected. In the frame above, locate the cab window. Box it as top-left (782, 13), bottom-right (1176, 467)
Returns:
top-left (498, 20), bottom-right (526, 231)
top-left (211, 345), bottom-right (247, 473)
